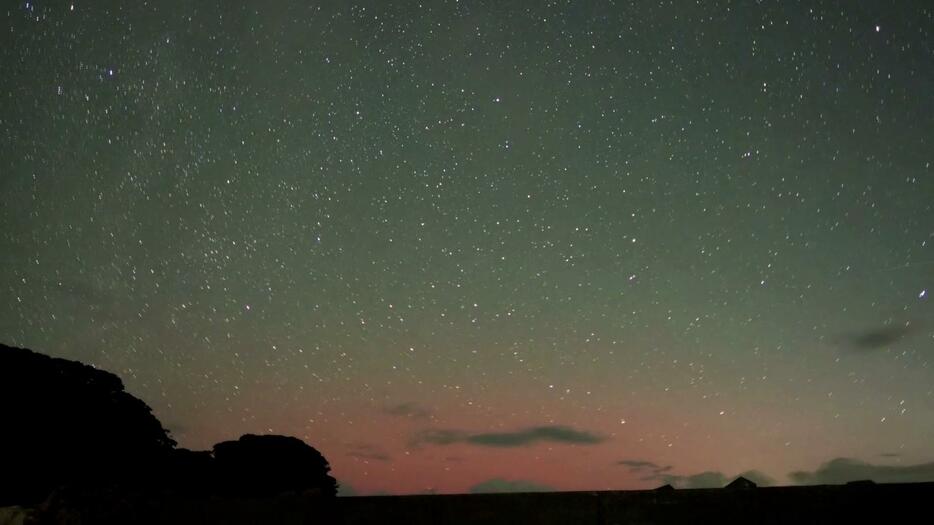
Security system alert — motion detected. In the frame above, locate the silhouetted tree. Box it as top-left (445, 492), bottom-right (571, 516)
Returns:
top-left (212, 434), bottom-right (338, 498)
top-left (0, 344), bottom-right (176, 506)
top-left (0, 343), bottom-right (339, 519)
top-left (158, 447), bottom-right (218, 494)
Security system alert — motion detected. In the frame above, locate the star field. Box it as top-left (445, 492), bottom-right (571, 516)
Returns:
top-left (2, 0), bottom-right (933, 494)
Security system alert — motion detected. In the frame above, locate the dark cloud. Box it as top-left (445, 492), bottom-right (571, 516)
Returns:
top-left (839, 323), bottom-right (914, 350)
top-left (412, 429), bottom-right (467, 446)
top-left (790, 457), bottom-right (934, 485)
top-left (617, 459), bottom-right (673, 479)
top-left (617, 459), bottom-right (661, 469)
top-left (384, 402), bottom-right (432, 420)
top-left (413, 425), bottom-right (605, 448)
top-left (469, 426), bottom-right (604, 447)
top-left (469, 478), bottom-right (555, 494)
top-left (661, 471), bottom-right (728, 489)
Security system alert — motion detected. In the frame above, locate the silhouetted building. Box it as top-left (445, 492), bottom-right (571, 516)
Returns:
top-left (725, 476), bottom-right (757, 490)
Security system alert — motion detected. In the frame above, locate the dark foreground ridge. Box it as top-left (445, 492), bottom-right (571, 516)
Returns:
top-left (0, 343), bottom-right (337, 523)
top-left (4, 482), bottom-right (934, 524)
top-left (336, 482), bottom-right (934, 524)
top-left (2, 343), bottom-right (932, 523)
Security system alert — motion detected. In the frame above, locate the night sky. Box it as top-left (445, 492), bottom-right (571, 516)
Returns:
top-left (2, 0), bottom-right (933, 495)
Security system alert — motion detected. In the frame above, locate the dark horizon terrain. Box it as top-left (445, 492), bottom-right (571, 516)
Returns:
top-left (3, 341), bottom-right (934, 525)
top-left (4, 343), bottom-right (934, 524)
top-left (2, 0), bottom-right (933, 503)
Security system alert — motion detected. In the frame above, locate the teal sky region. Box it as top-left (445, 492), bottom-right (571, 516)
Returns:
top-left (1, 0), bottom-right (933, 495)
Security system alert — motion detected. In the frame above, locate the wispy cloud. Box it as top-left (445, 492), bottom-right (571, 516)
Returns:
top-left (346, 443), bottom-right (391, 462)
top-left (617, 460), bottom-right (661, 469)
top-left (384, 402), bottom-right (432, 420)
top-left (838, 323), bottom-right (915, 351)
top-left (661, 471), bottom-right (729, 489)
top-left (413, 429), bottom-right (466, 446)
top-left (617, 459), bottom-right (672, 471)
top-left (413, 425), bottom-right (605, 448)
top-left (616, 459), bottom-right (673, 480)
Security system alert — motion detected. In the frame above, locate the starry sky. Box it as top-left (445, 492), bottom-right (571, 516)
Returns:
top-left (2, 0), bottom-right (933, 496)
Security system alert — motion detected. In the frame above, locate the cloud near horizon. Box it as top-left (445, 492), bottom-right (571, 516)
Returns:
top-left (838, 322), bottom-right (915, 351)
top-left (384, 402), bottom-right (432, 420)
top-left (616, 458), bottom-right (772, 488)
top-left (617, 460), bottom-right (662, 469)
top-left (617, 459), bottom-right (672, 471)
top-left (469, 478), bottom-right (555, 493)
top-left (616, 459), bottom-right (673, 480)
top-left (346, 442), bottom-right (392, 462)
top-left (616, 460), bottom-right (775, 489)
top-left (412, 425), bottom-right (605, 448)
top-left (790, 457), bottom-right (934, 485)
top-left (661, 471), bottom-right (728, 489)
top-left (659, 469), bottom-right (774, 489)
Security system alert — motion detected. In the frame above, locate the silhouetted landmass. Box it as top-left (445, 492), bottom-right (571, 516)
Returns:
top-left (161, 448), bottom-right (217, 494)
top-left (213, 434), bottom-right (338, 498)
top-left (5, 343), bottom-right (934, 524)
top-left (334, 482), bottom-right (934, 524)
top-left (0, 343), bottom-right (337, 522)
top-left (6, 481), bottom-right (934, 524)
top-left (0, 343), bottom-right (175, 506)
